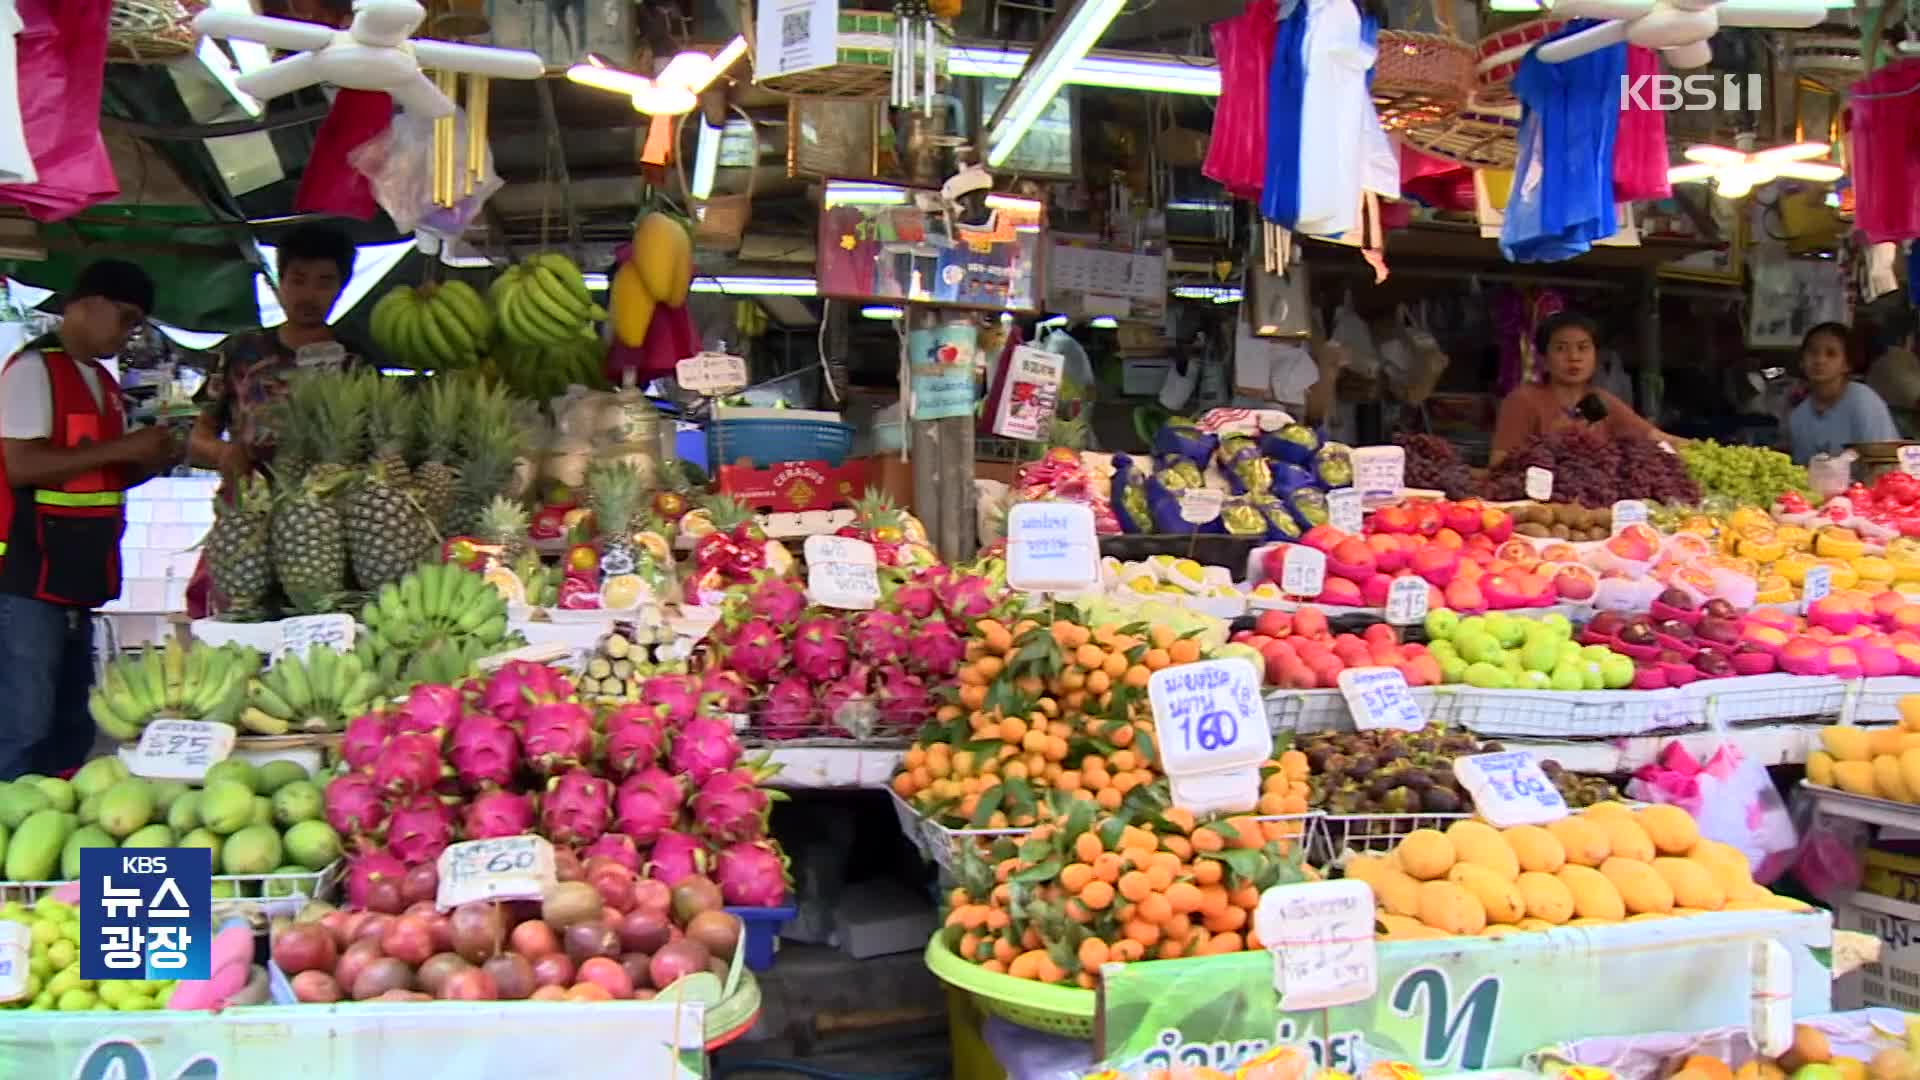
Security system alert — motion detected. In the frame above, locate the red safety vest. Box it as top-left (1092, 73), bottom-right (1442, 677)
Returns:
top-left (0, 339), bottom-right (127, 608)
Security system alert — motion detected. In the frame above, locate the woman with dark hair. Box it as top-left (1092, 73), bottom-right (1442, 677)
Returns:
top-left (1489, 311), bottom-right (1677, 465)
top-left (1787, 321), bottom-right (1900, 464)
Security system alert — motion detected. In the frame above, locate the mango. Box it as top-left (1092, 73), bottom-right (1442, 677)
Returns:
top-left (1416, 879), bottom-right (1487, 936)
top-left (1651, 856), bottom-right (1725, 910)
top-left (70, 756), bottom-right (129, 800)
top-left (1557, 864), bottom-right (1625, 921)
top-left (284, 821), bottom-right (341, 872)
top-left (256, 760), bottom-right (309, 795)
top-left (1515, 917), bottom-right (1556, 931)
top-left (1448, 862), bottom-right (1525, 923)
top-left (271, 781), bottom-right (323, 828)
top-left (124, 824), bottom-right (174, 850)
top-left (28, 777), bottom-right (74, 813)
top-left (1547, 817), bottom-right (1611, 867)
top-left (1601, 856), bottom-right (1675, 913)
top-left (1873, 728), bottom-right (1914, 757)
top-left (249, 796), bottom-right (273, 829)
top-left (1593, 814), bottom-right (1656, 863)
top-left (1446, 821), bottom-right (1519, 880)
top-left (203, 759), bottom-right (260, 794)
top-left (6, 809), bottom-right (70, 882)
top-left (147, 781), bottom-right (188, 815)
top-left (1580, 801), bottom-right (1635, 820)
top-left (1343, 855), bottom-right (1421, 917)
top-left (60, 825), bottom-right (115, 880)
top-left (1822, 726), bottom-right (1873, 763)
top-left (178, 827), bottom-right (223, 867)
top-left (1376, 914), bottom-right (1445, 940)
top-left (221, 824), bottom-right (282, 875)
top-left (96, 780), bottom-right (154, 839)
top-left (197, 780), bottom-right (254, 836)
top-left (1503, 825), bottom-right (1566, 873)
top-left (165, 792), bottom-right (200, 835)
top-left (1834, 760), bottom-right (1880, 797)
top-left (1901, 749), bottom-right (1920, 806)
top-left (1396, 829), bottom-right (1456, 881)
top-left (0, 783), bottom-right (52, 829)
top-left (1480, 924), bottom-right (1526, 937)
top-left (1635, 805), bottom-right (1701, 855)
top-left (1688, 838), bottom-right (1755, 896)
top-left (1808, 751), bottom-right (1837, 787)
top-left (1876, 755), bottom-right (1915, 802)
top-left (1516, 870), bottom-right (1575, 923)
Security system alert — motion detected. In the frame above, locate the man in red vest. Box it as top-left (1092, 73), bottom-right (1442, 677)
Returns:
top-left (0, 260), bottom-right (180, 779)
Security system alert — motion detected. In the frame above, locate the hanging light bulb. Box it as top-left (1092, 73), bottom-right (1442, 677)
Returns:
top-left (1666, 133), bottom-right (1842, 198)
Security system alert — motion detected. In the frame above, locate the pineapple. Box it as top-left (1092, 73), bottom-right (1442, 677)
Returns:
top-left (346, 459), bottom-right (435, 590)
top-left (292, 371), bottom-right (369, 495)
top-left (479, 496), bottom-right (532, 566)
top-left (448, 381), bottom-right (523, 537)
top-left (206, 473), bottom-right (275, 619)
top-left (364, 373), bottom-right (416, 488)
top-left (586, 461), bottom-right (643, 574)
top-left (412, 376), bottom-right (464, 532)
top-left (272, 373), bottom-right (358, 611)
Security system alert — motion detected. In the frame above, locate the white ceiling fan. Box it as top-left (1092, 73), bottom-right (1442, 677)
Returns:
top-left (193, 0), bottom-right (546, 118)
top-left (1536, 0), bottom-right (1827, 68)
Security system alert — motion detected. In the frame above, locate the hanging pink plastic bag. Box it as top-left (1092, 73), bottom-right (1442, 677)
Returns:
top-left (1204, 0), bottom-right (1275, 201)
top-left (1847, 58), bottom-right (1920, 244)
top-left (0, 0), bottom-right (118, 221)
top-left (1612, 46), bottom-right (1671, 202)
top-left (1628, 736), bottom-right (1798, 883)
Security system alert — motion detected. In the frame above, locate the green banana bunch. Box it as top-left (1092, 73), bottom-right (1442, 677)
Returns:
top-left (500, 329), bottom-right (607, 402)
top-left (358, 561), bottom-right (518, 679)
top-left (244, 643), bottom-right (383, 735)
top-left (88, 641), bottom-right (259, 741)
top-left (370, 280), bottom-right (493, 372)
top-left (494, 253), bottom-right (608, 350)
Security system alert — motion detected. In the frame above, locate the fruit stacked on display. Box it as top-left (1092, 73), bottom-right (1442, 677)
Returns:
top-left (1110, 419), bottom-right (1349, 538)
top-left (369, 279), bottom-right (494, 371)
top-left (1808, 702), bottom-right (1920, 800)
top-left (1012, 447), bottom-right (1125, 537)
top-left (836, 488), bottom-right (938, 568)
top-left (574, 622), bottom-right (688, 704)
top-left (1396, 433), bottom-right (1474, 499)
top-left (1105, 555), bottom-right (1244, 606)
top-left (325, 664), bottom-right (790, 908)
top-left (1665, 1022), bottom-right (1920, 1080)
top-left (490, 254), bottom-right (606, 351)
top-left (0, 897), bottom-right (178, 1010)
top-left (608, 211), bottom-right (698, 382)
top-left (1351, 803), bottom-right (1810, 940)
top-left (0, 757), bottom-right (341, 887)
top-left (1581, 591), bottom-right (1770, 687)
top-left (355, 560), bottom-right (518, 692)
top-left (1481, 430), bottom-right (1701, 507)
top-left (1294, 727), bottom-right (1617, 817)
top-left (1233, 608), bottom-right (1447, 689)
top-left (680, 496), bottom-right (795, 606)
top-left (273, 870), bottom-right (746, 1003)
top-left (242, 644), bottom-right (386, 735)
top-left (1732, 593), bottom-right (1920, 680)
top-left (940, 794), bottom-right (1315, 980)
top-left (1426, 607), bottom-right (1637, 690)
top-left (1508, 502), bottom-right (1614, 541)
top-left (86, 640), bottom-right (257, 740)
top-left (1679, 440), bottom-right (1810, 507)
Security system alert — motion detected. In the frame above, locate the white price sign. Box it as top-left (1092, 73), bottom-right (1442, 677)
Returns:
top-left (1455, 751), bottom-right (1568, 826)
top-left (1254, 880), bottom-right (1377, 1010)
top-left (436, 835), bottom-right (557, 910)
top-left (1525, 467), bottom-right (1554, 502)
top-left (804, 535), bottom-right (882, 610)
top-left (276, 614), bottom-right (354, 662)
top-left (1350, 446), bottom-right (1405, 503)
top-left (1900, 445), bottom-right (1920, 477)
top-left (125, 719), bottom-right (236, 781)
top-left (676, 351), bottom-right (749, 395)
top-left (1327, 488), bottom-right (1364, 534)
top-left (1610, 500), bottom-right (1647, 534)
top-left (0, 921), bottom-right (28, 1003)
top-left (1802, 565), bottom-right (1833, 613)
top-left (1006, 501), bottom-right (1098, 592)
top-left (1147, 657), bottom-right (1272, 816)
top-left (1280, 546), bottom-right (1326, 596)
top-left (1178, 488), bottom-right (1225, 525)
top-left (1336, 667), bottom-right (1425, 731)
top-left (1385, 577), bottom-right (1428, 625)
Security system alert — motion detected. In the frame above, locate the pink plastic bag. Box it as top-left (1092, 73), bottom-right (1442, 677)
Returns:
top-left (1203, 0), bottom-right (1275, 201)
top-left (1612, 46), bottom-right (1671, 202)
top-left (1628, 738), bottom-right (1799, 884)
top-left (0, 0), bottom-right (118, 221)
top-left (1848, 58), bottom-right (1920, 244)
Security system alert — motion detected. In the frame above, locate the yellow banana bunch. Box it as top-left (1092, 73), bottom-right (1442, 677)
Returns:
top-left (612, 210), bottom-right (693, 348)
top-left (733, 299), bottom-right (768, 338)
top-left (492, 252), bottom-right (607, 349)
top-left (371, 281), bottom-right (492, 371)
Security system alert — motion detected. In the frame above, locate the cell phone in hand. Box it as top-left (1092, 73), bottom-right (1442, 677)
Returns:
top-left (1576, 394), bottom-right (1609, 424)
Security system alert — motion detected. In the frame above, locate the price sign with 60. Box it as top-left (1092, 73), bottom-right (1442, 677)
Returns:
top-left (1147, 657), bottom-right (1271, 816)
top-left (436, 835), bottom-right (556, 910)
top-left (1454, 751), bottom-right (1567, 826)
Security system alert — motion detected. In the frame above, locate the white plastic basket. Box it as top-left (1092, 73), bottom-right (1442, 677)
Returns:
top-left (889, 790), bottom-right (1031, 873)
top-left (1833, 889), bottom-right (1920, 1011)
top-left (1850, 676), bottom-right (1920, 726)
top-left (0, 862), bottom-right (342, 920)
top-left (1264, 686), bottom-right (1452, 734)
top-left (1318, 812), bottom-right (1473, 859)
top-left (1706, 673), bottom-right (1848, 727)
top-left (1444, 686), bottom-right (1691, 738)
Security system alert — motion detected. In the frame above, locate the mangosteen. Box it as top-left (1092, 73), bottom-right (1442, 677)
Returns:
top-left (1422, 787), bottom-right (1463, 813)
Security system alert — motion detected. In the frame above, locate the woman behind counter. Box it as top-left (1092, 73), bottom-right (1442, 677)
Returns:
top-left (1490, 311), bottom-right (1681, 466)
top-left (1788, 321), bottom-right (1900, 464)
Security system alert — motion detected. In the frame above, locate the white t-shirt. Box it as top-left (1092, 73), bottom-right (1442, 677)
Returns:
top-left (0, 1), bottom-right (35, 185)
top-left (0, 349), bottom-right (108, 441)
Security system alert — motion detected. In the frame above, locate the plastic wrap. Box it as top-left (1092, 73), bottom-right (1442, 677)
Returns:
top-left (1626, 735), bottom-right (1799, 884)
top-left (1203, 0), bottom-right (1277, 200)
top-left (1112, 453), bottom-right (1154, 534)
top-left (348, 108), bottom-right (503, 238)
top-left (1152, 420), bottom-right (1219, 469)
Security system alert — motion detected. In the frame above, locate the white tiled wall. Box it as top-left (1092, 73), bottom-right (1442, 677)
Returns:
top-left (103, 474), bottom-right (218, 618)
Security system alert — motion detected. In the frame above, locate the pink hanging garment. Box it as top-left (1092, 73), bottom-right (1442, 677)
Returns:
top-left (1612, 46), bottom-right (1670, 201)
top-left (1848, 58), bottom-right (1920, 244)
top-left (0, 0), bottom-right (116, 221)
top-left (294, 90), bottom-right (392, 220)
top-left (1203, 0), bottom-right (1276, 201)
top-left (1400, 145), bottom-right (1474, 211)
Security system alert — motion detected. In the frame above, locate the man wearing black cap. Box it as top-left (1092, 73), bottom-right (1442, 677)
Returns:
top-left (0, 259), bottom-right (180, 779)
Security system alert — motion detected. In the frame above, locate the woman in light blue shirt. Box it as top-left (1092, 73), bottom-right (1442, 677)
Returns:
top-left (1788, 322), bottom-right (1902, 464)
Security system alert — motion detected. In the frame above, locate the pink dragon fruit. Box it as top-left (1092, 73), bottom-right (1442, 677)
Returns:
top-left (345, 849), bottom-right (408, 908)
top-left (612, 767), bottom-right (683, 843)
top-left (748, 573), bottom-right (808, 627)
top-left (481, 660), bottom-right (575, 728)
top-left (448, 712), bottom-right (520, 789)
top-left (579, 833), bottom-right (641, 874)
top-left (875, 669), bottom-right (932, 733)
top-left (816, 665), bottom-right (872, 737)
top-left (641, 675), bottom-right (702, 727)
top-left (385, 794), bottom-right (456, 866)
top-left (522, 701), bottom-right (595, 776)
top-left (757, 675), bottom-right (817, 741)
top-left (692, 766), bottom-right (774, 844)
top-left (372, 732), bottom-right (444, 796)
top-left (890, 571), bottom-right (942, 621)
top-left (324, 772), bottom-right (389, 836)
top-left (722, 618), bottom-right (786, 683)
top-left (393, 683), bottom-right (463, 745)
top-left (669, 716), bottom-right (742, 785)
top-left (852, 609), bottom-right (913, 666)
top-left (791, 614), bottom-right (851, 681)
top-left (461, 789), bottom-right (535, 840)
top-left (602, 716), bottom-right (667, 776)
top-left (647, 830), bottom-right (710, 885)
top-left (541, 769), bottom-right (613, 845)
top-left (915, 621), bottom-right (967, 678)
top-left (341, 711), bottom-right (392, 771)
top-left (941, 573), bottom-right (1001, 621)
top-left (701, 669), bottom-right (752, 714)
top-left (713, 839), bottom-right (791, 906)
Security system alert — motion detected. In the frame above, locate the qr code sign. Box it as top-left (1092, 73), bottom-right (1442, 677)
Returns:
top-left (782, 11), bottom-right (809, 49)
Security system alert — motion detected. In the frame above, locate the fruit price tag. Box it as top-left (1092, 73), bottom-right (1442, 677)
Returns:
top-left (1525, 467), bottom-right (1554, 502)
top-left (1254, 880), bottom-right (1376, 1009)
top-left (1454, 751), bottom-right (1567, 826)
top-left (1385, 577), bottom-right (1428, 625)
top-left (1147, 657), bottom-right (1272, 816)
top-left (1007, 501), bottom-right (1098, 592)
top-left (1902, 445), bottom-right (1920, 477)
top-left (1802, 565), bottom-right (1833, 614)
top-left (0, 921), bottom-right (27, 1003)
top-left (125, 719), bottom-right (236, 782)
top-left (275, 614), bottom-right (355, 662)
top-left (1327, 489), bottom-right (1364, 534)
top-left (676, 351), bottom-right (749, 395)
top-left (436, 835), bottom-right (557, 911)
top-left (1280, 546), bottom-right (1326, 596)
top-left (1350, 446), bottom-right (1405, 504)
top-left (1337, 667), bottom-right (1425, 732)
top-left (1610, 500), bottom-right (1647, 534)
top-left (1178, 488), bottom-right (1225, 525)
top-left (804, 535), bottom-right (881, 610)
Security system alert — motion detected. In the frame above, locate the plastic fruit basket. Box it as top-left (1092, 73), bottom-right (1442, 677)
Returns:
top-left (924, 932), bottom-right (1094, 1038)
top-left (707, 408), bottom-right (854, 468)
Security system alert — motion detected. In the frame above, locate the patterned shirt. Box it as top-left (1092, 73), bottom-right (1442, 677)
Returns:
top-left (194, 329), bottom-right (370, 458)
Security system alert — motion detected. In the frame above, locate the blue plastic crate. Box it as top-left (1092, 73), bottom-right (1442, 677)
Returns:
top-left (708, 410), bottom-right (854, 468)
top-left (726, 901), bottom-right (797, 971)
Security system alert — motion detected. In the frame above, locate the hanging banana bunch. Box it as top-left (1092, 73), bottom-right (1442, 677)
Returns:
top-left (734, 299), bottom-right (768, 338)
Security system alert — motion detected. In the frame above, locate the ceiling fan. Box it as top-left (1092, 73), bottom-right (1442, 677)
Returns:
top-left (193, 0), bottom-right (545, 117)
top-left (565, 38), bottom-right (748, 164)
top-left (1535, 0), bottom-right (1827, 68)
top-left (1666, 133), bottom-right (1843, 199)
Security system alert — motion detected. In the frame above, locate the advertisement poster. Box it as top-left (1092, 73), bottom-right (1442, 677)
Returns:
top-left (990, 344), bottom-right (1064, 440)
top-left (817, 182), bottom-right (1044, 312)
top-left (909, 320), bottom-right (980, 422)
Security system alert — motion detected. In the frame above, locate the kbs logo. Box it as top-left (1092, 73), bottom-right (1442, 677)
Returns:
top-left (1619, 73), bottom-right (1763, 111)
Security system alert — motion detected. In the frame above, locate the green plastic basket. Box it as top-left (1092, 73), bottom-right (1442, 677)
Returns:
top-left (923, 933), bottom-right (1094, 1038)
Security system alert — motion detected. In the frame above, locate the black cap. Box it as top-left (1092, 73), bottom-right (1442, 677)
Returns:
top-left (68, 259), bottom-right (155, 315)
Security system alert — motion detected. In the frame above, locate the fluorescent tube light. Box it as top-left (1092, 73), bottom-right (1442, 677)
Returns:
top-left (195, 38), bottom-right (263, 118)
top-left (948, 44), bottom-right (1220, 96)
top-left (986, 0), bottom-right (1128, 168)
top-left (1089, 316), bottom-right (1118, 329)
top-left (862, 305), bottom-right (904, 320)
top-left (690, 276), bottom-right (818, 297)
top-left (985, 193), bottom-right (1044, 213)
top-left (582, 273), bottom-right (609, 290)
top-left (824, 181), bottom-right (913, 206)
top-left (691, 118), bottom-right (722, 200)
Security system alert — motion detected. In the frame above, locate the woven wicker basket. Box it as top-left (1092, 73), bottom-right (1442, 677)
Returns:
top-left (1399, 105), bottom-right (1523, 169)
top-left (108, 0), bottom-right (203, 64)
top-left (1373, 0), bottom-right (1475, 133)
top-left (758, 10), bottom-right (939, 99)
top-left (1791, 35), bottom-right (1869, 92)
top-left (1471, 17), bottom-right (1567, 108)
top-left (678, 106), bottom-right (759, 251)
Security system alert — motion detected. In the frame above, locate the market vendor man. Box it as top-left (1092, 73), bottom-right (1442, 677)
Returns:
top-left (185, 223), bottom-right (371, 616)
top-left (0, 260), bottom-right (181, 779)
top-left (1490, 311), bottom-right (1684, 466)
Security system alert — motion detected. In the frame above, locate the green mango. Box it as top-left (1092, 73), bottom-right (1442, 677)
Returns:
top-left (96, 780), bottom-right (154, 840)
top-left (256, 760), bottom-right (309, 794)
top-left (60, 826), bottom-right (116, 881)
top-left (6, 810), bottom-right (72, 882)
top-left (202, 759), bottom-right (260, 794)
top-left (165, 791), bottom-right (200, 834)
top-left (28, 777), bottom-right (74, 813)
top-left (69, 757), bottom-right (129, 800)
top-left (0, 783), bottom-right (53, 830)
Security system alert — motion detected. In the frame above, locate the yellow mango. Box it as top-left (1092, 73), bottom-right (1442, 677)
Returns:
top-left (1345, 857), bottom-right (1422, 918)
top-left (1687, 839), bottom-right (1755, 897)
top-left (1651, 856), bottom-right (1725, 910)
top-left (1396, 829), bottom-right (1456, 881)
top-left (1447, 820), bottom-right (1520, 880)
top-left (1807, 750), bottom-right (1836, 788)
top-left (1377, 913), bottom-right (1445, 939)
top-left (1900, 695), bottom-right (1920, 732)
top-left (1834, 759), bottom-right (1880, 797)
top-left (1547, 817), bottom-right (1611, 867)
top-left (1448, 862), bottom-right (1525, 923)
top-left (1822, 726), bottom-right (1873, 762)
top-left (1515, 870), bottom-right (1574, 924)
top-left (1636, 805), bottom-right (1701, 856)
top-left (1503, 824), bottom-right (1566, 873)
top-left (1900, 748), bottom-right (1920, 803)
top-left (1876, 754), bottom-right (1915, 802)
top-left (1515, 917), bottom-right (1556, 931)
top-left (1557, 864), bottom-right (1625, 921)
top-left (1872, 728), bottom-right (1913, 757)
top-left (1580, 801), bottom-right (1635, 820)
top-left (1601, 856), bottom-right (1675, 913)
top-left (1417, 880), bottom-right (1487, 936)
top-left (1480, 924), bottom-right (1527, 937)
top-left (1594, 815), bottom-right (1656, 862)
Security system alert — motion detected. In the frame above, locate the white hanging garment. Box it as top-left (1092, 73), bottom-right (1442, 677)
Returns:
top-left (1294, 0), bottom-right (1397, 236)
top-left (0, 1), bottom-right (34, 185)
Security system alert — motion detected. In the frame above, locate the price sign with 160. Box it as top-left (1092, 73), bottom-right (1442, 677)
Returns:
top-left (1147, 657), bottom-right (1271, 816)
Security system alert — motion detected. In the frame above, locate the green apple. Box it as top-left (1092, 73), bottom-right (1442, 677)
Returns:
top-left (1581, 644), bottom-right (1613, 662)
top-left (1501, 650), bottom-right (1525, 674)
top-left (1558, 640), bottom-right (1585, 666)
top-left (1438, 655), bottom-right (1469, 684)
top-left (1455, 630), bottom-right (1502, 665)
top-left (1600, 654), bottom-right (1635, 689)
top-left (1424, 608), bottom-right (1461, 641)
top-left (1458, 615), bottom-right (1488, 641)
top-left (1550, 663), bottom-right (1585, 691)
top-left (1539, 612), bottom-right (1573, 641)
top-left (1581, 661), bottom-right (1606, 690)
top-left (1517, 670), bottom-right (1552, 690)
top-left (1492, 615), bottom-right (1526, 650)
top-left (1519, 638), bottom-right (1560, 673)
top-left (1428, 639), bottom-right (1459, 662)
top-left (1464, 661), bottom-right (1515, 689)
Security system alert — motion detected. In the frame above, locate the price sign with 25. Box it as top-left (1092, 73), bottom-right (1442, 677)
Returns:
top-left (125, 719), bottom-right (235, 782)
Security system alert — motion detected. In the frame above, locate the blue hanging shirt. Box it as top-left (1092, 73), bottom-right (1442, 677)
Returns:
top-left (1500, 22), bottom-right (1624, 263)
top-left (1260, 0), bottom-right (1311, 228)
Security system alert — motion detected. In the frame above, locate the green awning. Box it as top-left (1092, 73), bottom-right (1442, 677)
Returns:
top-left (1, 205), bottom-right (263, 331)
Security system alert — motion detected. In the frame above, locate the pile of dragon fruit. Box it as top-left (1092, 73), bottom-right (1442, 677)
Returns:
top-left (704, 565), bottom-right (1009, 741)
top-left (324, 662), bottom-right (790, 910)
